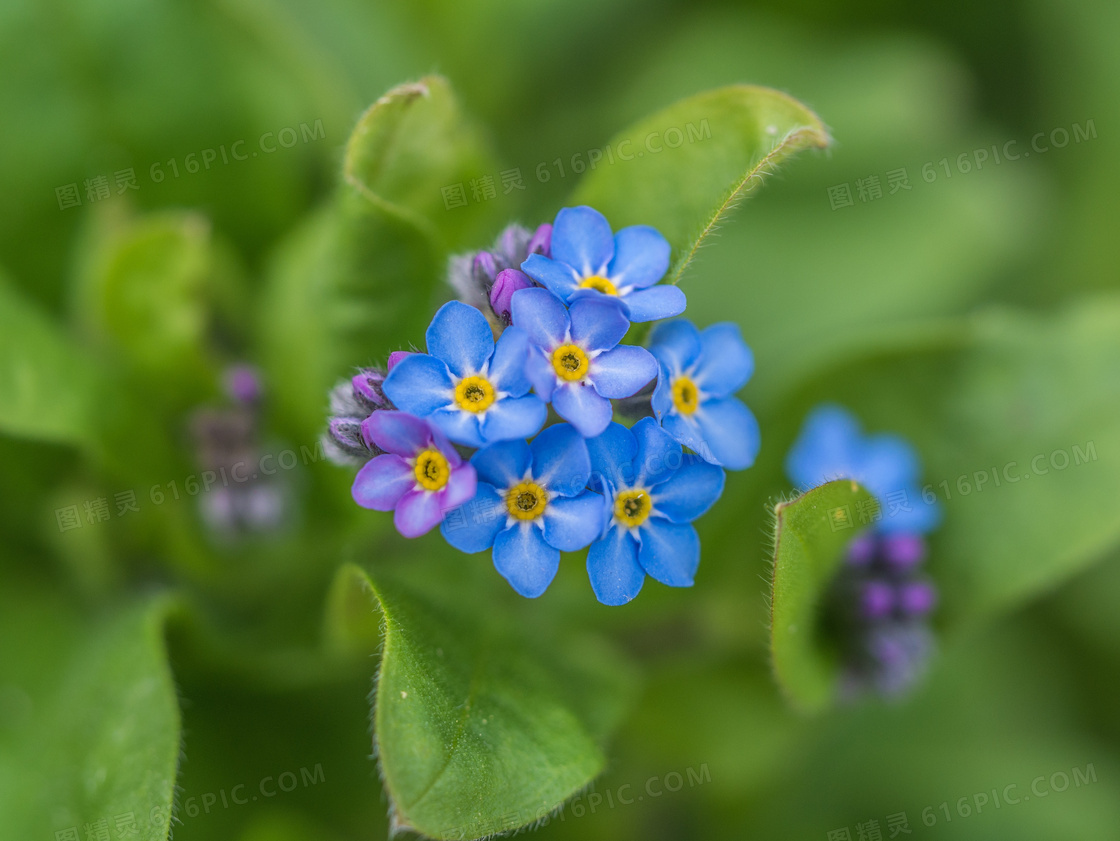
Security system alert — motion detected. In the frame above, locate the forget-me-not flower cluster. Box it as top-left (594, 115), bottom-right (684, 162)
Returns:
top-left (327, 205), bottom-right (761, 604)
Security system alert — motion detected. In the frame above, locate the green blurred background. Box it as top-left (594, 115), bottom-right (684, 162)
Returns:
top-left (2, 0), bottom-right (1118, 839)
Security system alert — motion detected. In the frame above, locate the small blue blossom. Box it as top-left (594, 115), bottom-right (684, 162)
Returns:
top-left (441, 423), bottom-right (606, 598)
top-left (583, 418), bottom-right (725, 605)
top-left (352, 411), bottom-right (477, 538)
top-left (785, 404), bottom-right (940, 534)
top-left (649, 319), bottom-right (760, 470)
top-left (784, 405), bottom-right (940, 698)
top-left (383, 300), bottom-right (548, 448)
top-left (511, 287), bottom-right (658, 438)
top-left (520, 206), bottom-right (685, 322)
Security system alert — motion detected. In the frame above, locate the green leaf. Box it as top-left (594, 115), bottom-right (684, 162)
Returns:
top-left (570, 85), bottom-right (830, 283)
top-left (0, 588), bottom-right (182, 840)
top-left (328, 561), bottom-right (635, 840)
top-left (775, 297), bottom-right (1120, 634)
top-left (261, 76), bottom-right (501, 437)
top-left (769, 480), bottom-right (874, 712)
top-left (0, 269), bottom-right (99, 447)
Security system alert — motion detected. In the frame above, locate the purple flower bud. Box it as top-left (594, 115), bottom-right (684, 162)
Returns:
top-left (489, 269), bottom-right (533, 325)
top-left (846, 531), bottom-right (877, 566)
top-left (881, 533), bottom-right (926, 569)
top-left (387, 351), bottom-right (411, 371)
top-left (860, 581), bottom-right (894, 619)
top-left (224, 364), bottom-right (263, 405)
top-left (473, 251), bottom-right (498, 285)
top-left (527, 223), bottom-right (552, 258)
top-left (351, 368), bottom-right (389, 408)
top-left (897, 581), bottom-right (937, 616)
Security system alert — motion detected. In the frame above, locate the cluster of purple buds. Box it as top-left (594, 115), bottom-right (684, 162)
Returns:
top-left (828, 531), bottom-right (938, 698)
top-left (190, 364), bottom-right (286, 537)
top-left (323, 352), bottom-right (411, 466)
top-left (448, 223), bottom-right (552, 325)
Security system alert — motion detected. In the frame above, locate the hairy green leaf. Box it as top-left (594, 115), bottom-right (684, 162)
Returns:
top-left (261, 76), bottom-right (501, 437)
top-left (328, 560), bottom-right (634, 840)
top-left (769, 480), bottom-right (874, 712)
top-left (571, 85), bottom-right (829, 283)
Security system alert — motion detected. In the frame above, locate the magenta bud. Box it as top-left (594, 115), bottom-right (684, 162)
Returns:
top-left (898, 581), bottom-right (937, 616)
top-left (224, 364), bottom-right (263, 405)
top-left (472, 251), bottom-right (498, 284)
top-left (490, 269), bottom-right (533, 324)
top-left (861, 581), bottom-right (894, 619)
top-left (351, 368), bottom-right (388, 406)
top-left (386, 351), bottom-right (411, 371)
top-left (846, 532), bottom-right (877, 566)
top-left (881, 533), bottom-right (927, 569)
top-left (527, 223), bottom-right (552, 258)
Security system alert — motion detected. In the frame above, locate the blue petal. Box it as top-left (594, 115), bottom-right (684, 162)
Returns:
top-left (648, 319), bottom-right (702, 375)
top-left (876, 486), bottom-right (941, 536)
top-left (520, 254), bottom-right (580, 301)
top-left (590, 345), bottom-right (658, 399)
top-left (488, 326), bottom-right (532, 395)
top-left (651, 362), bottom-right (672, 420)
top-left (530, 423), bottom-right (590, 496)
top-left (692, 323), bottom-right (754, 397)
top-left (481, 394), bottom-right (547, 444)
top-left (662, 413), bottom-right (705, 456)
top-left (637, 519), bottom-right (700, 587)
top-left (542, 492), bottom-right (606, 551)
top-left (471, 439), bottom-right (531, 489)
top-left (652, 461), bottom-right (725, 522)
top-left (631, 416), bottom-right (683, 487)
top-left (493, 523), bottom-right (559, 598)
top-left (620, 285), bottom-right (686, 322)
top-left (510, 287), bottom-right (570, 349)
top-left (568, 296), bottom-right (630, 351)
top-left (440, 483), bottom-right (506, 552)
top-left (785, 404), bottom-right (863, 489)
top-left (586, 526), bottom-right (645, 605)
top-left (425, 300), bottom-right (494, 378)
top-left (585, 423), bottom-right (638, 490)
top-left (692, 397), bottom-right (761, 470)
top-left (382, 354), bottom-right (454, 416)
top-left (550, 206), bottom-right (614, 277)
top-left (858, 434), bottom-right (922, 499)
top-left (607, 225), bottom-right (670, 290)
top-left (524, 346), bottom-right (556, 400)
top-left (428, 406), bottom-right (485, 448)
top-left (552, 382), bottom-right (614, 438)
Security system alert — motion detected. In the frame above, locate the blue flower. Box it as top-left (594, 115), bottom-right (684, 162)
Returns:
top-left (382, 301), bottom-right (548, 448)
top-left (785, 404), bottom-right (940, 535)
top-left (520, 206), bottom-right (685, 323)
top-left (440, 423), bottom-right (606, 598)
top-left (583, 418), bottom-right (725, 605)
top-left (511, 287), bottom-right (658, 438)
top-left (649, 319), bottom-right (760, 470)
top-left (352, 412), bottom-right (477, 538)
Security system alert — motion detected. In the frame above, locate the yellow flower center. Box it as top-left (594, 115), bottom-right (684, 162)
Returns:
top-left (506, 481), bottom-right (549, 521)
top-left (413, 449), bottom-right (451, 491)
top-left (614, 488), bottom-right (652, 528)
top-left (671, 375), bottom-right (700, 415)
top-left (453, 375), bottom-right (496, 413)
top-left (579, 274), bottom-right (618, 295)
top-left (551, 344), bottom-right (590, 382)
